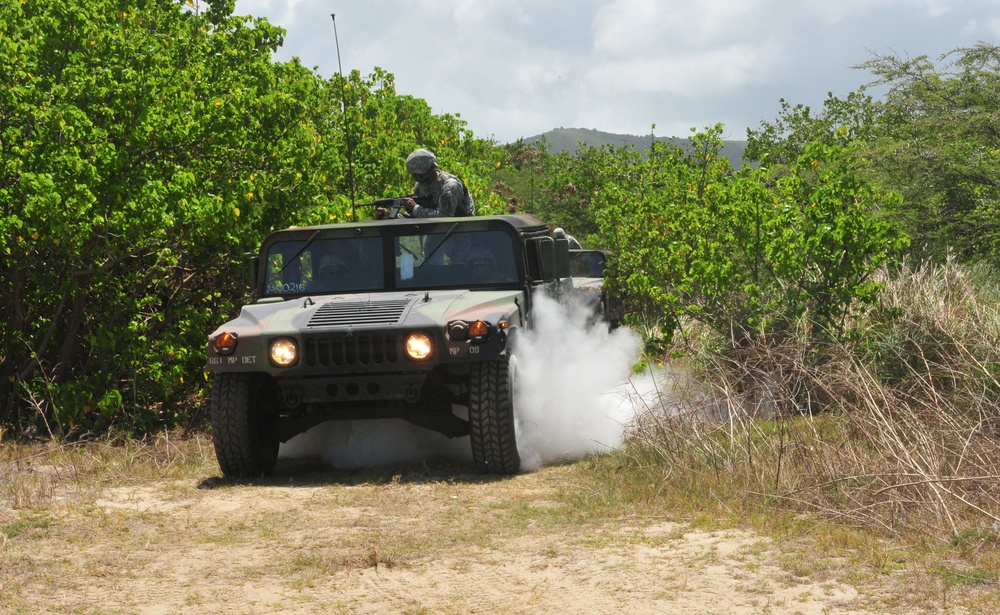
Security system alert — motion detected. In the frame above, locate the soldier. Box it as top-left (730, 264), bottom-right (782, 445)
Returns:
top-left (400, 149), bottom-right (475, 218)
top-left (307, 246), bottom-right (378, 292)
top-left (307, 252), bottom-right (349, 292)
top-left (553, 227), bottom-right (582, 249)
top-left (463, 244), bottom-right (504, 283)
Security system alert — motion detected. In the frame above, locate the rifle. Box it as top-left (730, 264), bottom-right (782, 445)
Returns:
top-left (358, 194), bottom-right (433, 220)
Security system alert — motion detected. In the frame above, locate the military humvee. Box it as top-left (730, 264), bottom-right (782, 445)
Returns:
top-left (205, 214), bottom-right (584, 478)
top-left (569, 249), bottom-right (622, 328)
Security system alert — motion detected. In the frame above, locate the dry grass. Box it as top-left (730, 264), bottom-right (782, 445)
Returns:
top-left (593, 259), bottom-right (1000, 611)
top-left (1, 431), bottom-right (217, 512)
top-left (0, 423), bottom-right (993, 611)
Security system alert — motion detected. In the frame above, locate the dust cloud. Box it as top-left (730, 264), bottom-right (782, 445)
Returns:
top-left (279, 292), bottom-right (651, 472)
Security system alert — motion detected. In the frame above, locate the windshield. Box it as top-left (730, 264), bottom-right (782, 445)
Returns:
top-left (262, 228), bottom-right (519, 296)
top-left (394, 229), bottom-right (518, 288)
top-left (264, 236), bottom-right (383, 296)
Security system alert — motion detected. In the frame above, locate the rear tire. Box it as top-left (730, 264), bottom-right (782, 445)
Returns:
top-left (211, 372), bottom-right (279, 478)
top-left (468, 356), bottom-right (520, 474)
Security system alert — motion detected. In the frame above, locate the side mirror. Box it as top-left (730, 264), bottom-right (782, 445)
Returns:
top-left (553, 238), bottom-right (570, 279)
top-left (569, 251), bottom-right (608, 277)
top-left (244, 253), bottom-right (259, 294)
top-left (527, 237), bottom-right (556, 282)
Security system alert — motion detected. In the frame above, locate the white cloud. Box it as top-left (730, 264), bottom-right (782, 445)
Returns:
top-left (593, 0), bottom-right (761, 54)
top-left (962, 15), bottom-right (1000, 38)
top-left (513, 61), bottom-right (571, 91)
top-left (234, 0), bottom-right (307, 26)
top-left (235, 0), bottom-right (999, 142)
top-left (587, 41), bottom-right (784, 98)
top-left (788, 0), bottom-right (951, 24)
top-left (451, 0), bottom-right (492, 24)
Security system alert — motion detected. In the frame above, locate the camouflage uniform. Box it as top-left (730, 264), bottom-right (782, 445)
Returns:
top-left (553, 227), bottom-right (582, 249)
top-left (406, 149), bottom-right (475, 218)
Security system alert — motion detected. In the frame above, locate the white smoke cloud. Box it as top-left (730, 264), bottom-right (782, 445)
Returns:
top-left (512, 292), bottom-right (643, 470)
top-left (279, 291), bottom-right (647, 472)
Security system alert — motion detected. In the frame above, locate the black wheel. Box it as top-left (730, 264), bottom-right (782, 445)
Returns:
top-left (210, 372), bottom-right (279, 478)
top-left (468, 356), bottom-right (520, 474)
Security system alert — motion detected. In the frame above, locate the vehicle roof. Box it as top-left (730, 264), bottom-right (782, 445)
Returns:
top-left (276, 214), bottom-right (550, 236)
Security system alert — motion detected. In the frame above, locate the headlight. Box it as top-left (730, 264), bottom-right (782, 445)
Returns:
top-left (269, 337), bottom-right (298, 366)
top-left (405, 332), bottom-right (433, 360)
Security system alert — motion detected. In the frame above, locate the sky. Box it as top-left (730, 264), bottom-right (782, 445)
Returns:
top-left (232, 0), bottom-right (1000, 144)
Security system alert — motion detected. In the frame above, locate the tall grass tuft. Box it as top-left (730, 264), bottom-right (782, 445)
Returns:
top-left (630, 259), bottom-right (1000, 543)
top-left (0, 431), bottom-right (217, 511)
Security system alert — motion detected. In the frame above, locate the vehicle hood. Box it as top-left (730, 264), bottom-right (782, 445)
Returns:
top-left (210, 289), bottom-right (525, 338)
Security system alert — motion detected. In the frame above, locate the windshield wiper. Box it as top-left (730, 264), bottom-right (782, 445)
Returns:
top-left (418, 223), bottom-right (459, 268)
top-left (278, 230), bottom-right (320, 275)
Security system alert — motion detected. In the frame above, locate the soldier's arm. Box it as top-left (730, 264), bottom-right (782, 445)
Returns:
top-left (408, 184), bottom-right (438, 218)
top-left (434, 189), bottom-right (459, 216)
top-left (436, 181), bottom-right (465, 216)
top-left (410, 201), bottom-right (441, 218)
top-left (412, 183), bottom-right (461, 218)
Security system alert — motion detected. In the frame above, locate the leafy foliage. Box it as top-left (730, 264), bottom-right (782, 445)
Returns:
top-left (747, 44), bottom-right (1000, 266)
top-left (0, 0), bottom-right (498, 434)
top-left (494, 138), bottom-right (638, 246)
top-left (743, 90), bottom-right (886, 167)
top-left (590, 126), bottom-right (906, 346)
top-left (497, 124), bottom-right (906, 356)
top-left (863, 44), bottom-right (1000, 264)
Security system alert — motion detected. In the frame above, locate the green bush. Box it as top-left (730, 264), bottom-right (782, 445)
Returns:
top-left (592, 126), bottom-right (908, 349)
top-left (0, 0), bottom-right (498, 435)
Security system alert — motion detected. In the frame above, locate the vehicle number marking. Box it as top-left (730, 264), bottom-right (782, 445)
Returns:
top-left (469, 346), bottom-right (480, 354)
top-left (265, 282), bottom-right (304, 294)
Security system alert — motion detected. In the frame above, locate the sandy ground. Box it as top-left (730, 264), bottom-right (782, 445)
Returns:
top-left (0, 455), bottom-right (882, 615)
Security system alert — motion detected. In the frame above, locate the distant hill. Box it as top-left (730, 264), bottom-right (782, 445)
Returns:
top-left (513, 127), bottom-right (748, 168)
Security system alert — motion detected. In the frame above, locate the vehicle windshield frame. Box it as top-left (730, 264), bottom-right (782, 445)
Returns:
top-left (257, 219), bottom-right (526, 299)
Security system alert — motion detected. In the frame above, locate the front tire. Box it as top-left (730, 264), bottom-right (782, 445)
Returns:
top-left (211, 372), bottom-right (280, 478)
top-left (468, 356), bottom-right (520, 474)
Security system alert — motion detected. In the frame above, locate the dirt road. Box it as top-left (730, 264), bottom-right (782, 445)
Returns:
top-left (1, 450), bottom-right (877, 615)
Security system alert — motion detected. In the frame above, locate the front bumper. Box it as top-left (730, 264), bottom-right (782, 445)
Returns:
top-left (275, 372), bottom-right (431, 408)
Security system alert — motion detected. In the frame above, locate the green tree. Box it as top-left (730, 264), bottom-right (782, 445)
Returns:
top-left (748, 44), bottom-right (1000, 266)
top-left (495, 139), bottom-right (643, 246)
top-left (326, 68), bottom-right (502, 222)
top-left (0, 0), bottom-right (497, 434)
top-left (0, 0), bottom-right (308, 431)
top-left (594, 127), bottom-right (906, 348)
top-left (860, 44), bottom-right (1000, 264)
top-left (492, 139), bottom-right (548, 217)
top-left (745, 89), bottom-right (885, 167)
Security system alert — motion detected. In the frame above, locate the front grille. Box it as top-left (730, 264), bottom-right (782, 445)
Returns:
top-left (304, 334), bottom-right (399, 367)
top-left (307, 299), bottom-right (411, 328)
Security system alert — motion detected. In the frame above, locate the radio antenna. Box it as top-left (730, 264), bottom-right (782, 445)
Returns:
top-left (331, 14), bottom-right (357, 219)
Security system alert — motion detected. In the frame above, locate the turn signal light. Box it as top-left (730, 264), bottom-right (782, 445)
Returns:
top-left (213, 332), bottom-right (238, 355)
top-left (469, 320), bottom-right (491, 343)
